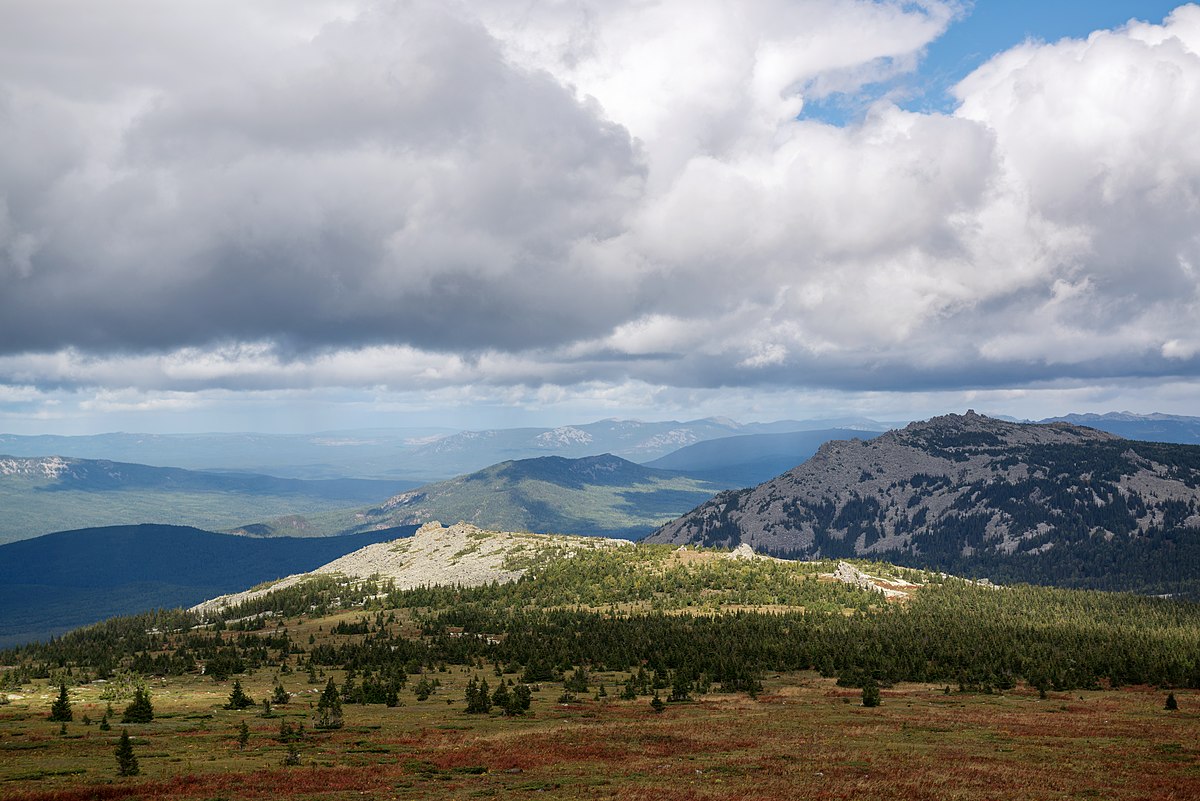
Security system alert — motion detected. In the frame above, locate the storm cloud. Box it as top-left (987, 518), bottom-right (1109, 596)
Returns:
top-left (2, 1), bottom-right (1199, 408)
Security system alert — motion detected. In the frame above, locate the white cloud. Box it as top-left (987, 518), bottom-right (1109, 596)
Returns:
top-left (1, 0), bottom-right (1199, 421)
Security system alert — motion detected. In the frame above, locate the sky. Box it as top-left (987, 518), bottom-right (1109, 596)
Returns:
top-left (1, 0), bottom-right (1199, 434)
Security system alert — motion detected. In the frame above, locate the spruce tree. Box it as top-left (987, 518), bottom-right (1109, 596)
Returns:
top-left (122, 688), bottom-right (154, 723)
top-left (224, 679), bottom-right (254, 710)
top-left (115, 729), bottom-right (139, 776)
top-left (464, 676), bottom-right (492, 713)
top-left (512, 684), bottom-right (532, 713)
top-left (272, 684), bottom-right (290, 705)
top-left (236, 719), bottom-right (250, 750)
top-left (491, 681), bottom-right (511, 713)
top-left (314, 678), bottom-right (343, 729)
top-left (650, 693), bottom-right (666, 713)
top-left (48, 683), bottom-right (72, 722)
top-left (862, 679), bottom-right (882, 708)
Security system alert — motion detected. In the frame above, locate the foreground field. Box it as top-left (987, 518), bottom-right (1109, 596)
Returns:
top-left (1, 673), bottom-right (1196, 801)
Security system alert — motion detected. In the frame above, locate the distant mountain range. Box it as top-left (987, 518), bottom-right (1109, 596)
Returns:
top-left (239, 453), bottom-right (728, 540)
top-left (649, 412), bottom-right (1200, 596)
top-left (0, 523), bottom-right (417, 647)
top-left (0, 417), bottom-right (897, 482)
top-left (643, 428), bottom-right (874, 486)
top-left (0, 429), bottom-right (452, 481)
top-left (1037, 412), bottom-right (1200, 445)
top-left (0, 455), bottom-right (416, 545)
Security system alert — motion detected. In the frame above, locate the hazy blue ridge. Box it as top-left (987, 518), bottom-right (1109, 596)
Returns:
top-left (1038, 413), bottom-right (1200, 445)
top-left (0, 523), bottom-right (417, 647)
top-left (643, 428), bottom-right (874, 486)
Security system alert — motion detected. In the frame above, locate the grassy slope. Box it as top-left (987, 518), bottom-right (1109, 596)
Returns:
top-left (2, 546), bottom-right (1199, 799)
top-left (1, 673), bottom-right (1196, 801)
top-left (248, 455), bottom-right (727, 539)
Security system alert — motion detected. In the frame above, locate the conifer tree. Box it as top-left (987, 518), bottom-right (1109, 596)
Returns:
top-left (236, 719), bottom-right (250, 750)
top-left (225, 679), bottom-right (254, 710)
top-left (491, 681), bottom-right (511, 712)
top-left (121, 688), bottom-right (153, 723)
top-left (48, 683), bottom-right (72, 722)
top-left (512, 684), bottom-right (532, 713)
top-left (272, 683), bottom-right (290, 705)
top-left (115, 729), bottom-right (139, 776)
top-left (314, 678), bottom-right (343, 729)
top-left (465, 676), bottom-right (492, 713)
top-left (650, 692), bottom-right (666, 713)
top-left (862, 678), bottom-right (881, 708)
top-left (1165, 692), bottom-right (1179, 711)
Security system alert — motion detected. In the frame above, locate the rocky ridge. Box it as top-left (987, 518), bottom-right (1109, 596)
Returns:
top-left (647, 412), bottom-right (1200, 592)
top-left (192, 521), bottom-right (631, 617)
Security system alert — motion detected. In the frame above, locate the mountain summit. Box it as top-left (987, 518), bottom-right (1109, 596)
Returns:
top-left (648, 412), bottom-right (1200, 594)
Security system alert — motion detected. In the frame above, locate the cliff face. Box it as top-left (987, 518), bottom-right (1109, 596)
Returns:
top-left (647, 412), bottom-right (1200, 593)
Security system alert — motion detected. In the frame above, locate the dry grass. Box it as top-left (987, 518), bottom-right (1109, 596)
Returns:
top-left (2, 672), bottom-right (1197, 801)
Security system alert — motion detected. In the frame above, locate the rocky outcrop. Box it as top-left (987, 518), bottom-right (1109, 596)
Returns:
top-left (192, 521), bottom-right (630, 617)
top-left (647, 412), bottom-right (1200, 591)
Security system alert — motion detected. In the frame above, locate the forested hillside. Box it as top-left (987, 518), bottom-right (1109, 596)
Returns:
top-left (239, 454), bottom-right (726, 539)
top-left (650, 412), bottom-right (1200, 595)
top-left (5, 537), bottom-right (1198, 693)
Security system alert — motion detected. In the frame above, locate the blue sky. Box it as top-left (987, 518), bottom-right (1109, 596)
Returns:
top-left (1, 1), bottom-right (1199, 434)
top-left (805, 1), bottom-right (1187, 123)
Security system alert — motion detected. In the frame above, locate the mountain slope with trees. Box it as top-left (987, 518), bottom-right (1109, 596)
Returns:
top-left (0, 523), bottom-right (416, 647)
top-left (240, 454), bottom-right (728, 540)
top-left (648, 412), bottom-right (1200, 595)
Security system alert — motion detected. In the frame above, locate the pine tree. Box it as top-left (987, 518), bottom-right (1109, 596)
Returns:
top-left (862, 678), bottom-right (881, 708)
top-left (465, 676), bottom-right (492, 714)
top-left (99, 713), bottom-right (111, 731)
top-left (650, 693), bottom-right (666, 714)
top-left (115, 729), bottom-right (139, 776)
top-left (122, 688), bottom-right (153, 723)
top-left (272, 684), bottom-right (290, 705)
top-left (224, 679), bottom-right (254, 710)
top-left (670, 672), bottom-right (692, 702)
top-left (236, 719), bottom-right (250, 750)
top-left (512, 684), bottom-right (532, 713)
top-left (48, 683), bottom-right (72, 722)
top-left (314, 678), bottom-right (343, 729)
top-left (491, 681), bottom-right (511, 712)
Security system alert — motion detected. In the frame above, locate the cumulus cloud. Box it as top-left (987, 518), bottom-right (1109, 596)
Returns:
top-left (1, 0), bottom-right (1199, 411)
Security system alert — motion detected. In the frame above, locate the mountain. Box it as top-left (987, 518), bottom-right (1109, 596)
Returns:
top-left (643, 428), bottom-right (874, 486)
top-left (240, 453), bottom-right (728, 540)
top-left (402, 418), bottom-right (749, 477)
top-left (649, 411), bottom-right (1200, 595)
top-left (0, 429), bottom-right (453, 480)
top-left (0, 523), bottom-right (417, 647)
top-left (1039, 412), bottom-right (1200, 445)
top-left (0, 455), bottom-right (416, 545)
top-left (0, 418), bottom-right (895, 482)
